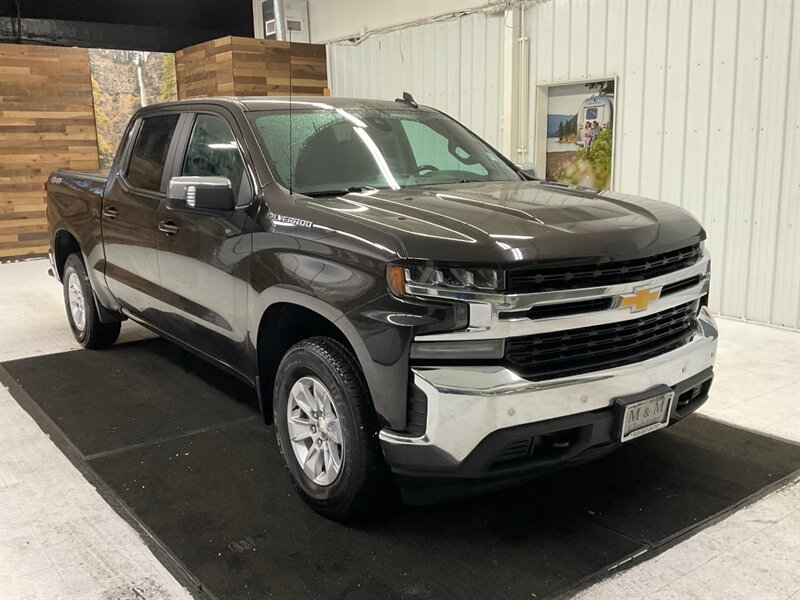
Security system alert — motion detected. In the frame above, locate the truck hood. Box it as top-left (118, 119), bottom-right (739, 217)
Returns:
top-left (304, 181), bottom-right (705, 265)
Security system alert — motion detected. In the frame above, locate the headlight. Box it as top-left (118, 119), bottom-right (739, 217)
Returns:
top-left (387, 264), bottom-right (505, 297)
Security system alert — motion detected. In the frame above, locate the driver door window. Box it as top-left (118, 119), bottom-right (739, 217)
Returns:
top-left (400, 120), bottom-right (489, 176)
top-left (182, 114), bottom-right (249, 204)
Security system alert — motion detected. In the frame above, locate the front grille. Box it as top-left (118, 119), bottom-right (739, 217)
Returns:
top-left (661, 274), bottom-right (702, 296)
top-left (498, 274), bottom-right (704, 321)
top-left (505, 301), bottom-right (698, 381)
top-left (525, 297), bottom-right (613, 320)
top-left (506, 244), bottom-right (702, 293)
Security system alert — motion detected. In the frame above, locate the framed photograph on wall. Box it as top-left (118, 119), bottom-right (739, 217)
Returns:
top-left (533, 77), bottom-right (618, 191)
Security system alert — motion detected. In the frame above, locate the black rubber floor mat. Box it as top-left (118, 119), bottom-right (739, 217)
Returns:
top-left (3, 339), bottom-right (799, 600)
top-left (3, 338), bottom-right (258, 457)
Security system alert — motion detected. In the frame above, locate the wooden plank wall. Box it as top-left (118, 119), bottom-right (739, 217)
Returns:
top-left (175, 37), bottom-right (236, 98)
top-left (0, 44), bottom-right (100, 259)
top-left (176, 36), bottom-right (328, 99)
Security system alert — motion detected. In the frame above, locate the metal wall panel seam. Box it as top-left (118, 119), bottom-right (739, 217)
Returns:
top-left (484, 14), bottom-right (492, 147)
top-left (601, 0), bottom-right (608, 79)
top-left (768, 0), bottom-right (799, 327)
top-left (715, 0), bottom-right (742, 316)
top-left (742, 0), bottom-right (771, 322)
top-left (655, 0), bottom-right (672, 200)
top-left (613, 0), bottom-right (629, 189)
top-left (585, 0), bottom-right (606, 80)
top-left (548, 0), bottom-right (554, 81)
top-left (699, 0), bottom-right (718, 245)
top-left (770, 2), bottom-right (800, 328)
top-left (567, 0), bottom-right (573, 79)
top-left (641, 0), bottom-right (670, 200)
top-left (722, 0), bottom-right (764, 318)
top-left (553, 0), bottom-right (571, 81)
top-left (659, 0), bottom-right (692, 207)
top-left (620, 0), bottom-right (647, 194)
top-left (584, 0), bottom-right (591, 79)
top-left (473, 13), bottom-right (487, 144)
top-left (702, 2), bottom-right (739, 316)
top-left (525, 0), bottom-right (538, 162)
top-left (635, 0), bottom-right (650, 196)
top-left (566, 0), bottom-right (575, 81)
top-left (412, 27), bottom-right (425, 101)
top-left (677, 0), bottom-right (695, 211)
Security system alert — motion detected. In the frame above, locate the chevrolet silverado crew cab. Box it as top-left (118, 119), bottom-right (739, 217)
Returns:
top-left (46, 96), bottom-right (717, 521)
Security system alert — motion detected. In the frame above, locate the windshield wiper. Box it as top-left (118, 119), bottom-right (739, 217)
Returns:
top-left (301, 186), bottom-right (371, 198)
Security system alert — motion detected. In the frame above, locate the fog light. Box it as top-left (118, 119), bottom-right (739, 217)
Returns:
top-left (410, 339), bottom-right (505, 360)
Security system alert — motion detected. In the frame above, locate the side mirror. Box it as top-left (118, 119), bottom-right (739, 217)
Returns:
top-left (515, 163), bottom-right (538, 180)
top-left (168, 176), bottom-right (235, 212)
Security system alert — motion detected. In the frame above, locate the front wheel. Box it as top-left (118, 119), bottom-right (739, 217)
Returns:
top-left (62, 254), bottom-right (120, 349)
top-left (273, 337), bottom-right (392, 522)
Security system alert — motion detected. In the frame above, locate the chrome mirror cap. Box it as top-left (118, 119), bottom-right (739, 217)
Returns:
top-left (168, 176), bottom-right (235, 212)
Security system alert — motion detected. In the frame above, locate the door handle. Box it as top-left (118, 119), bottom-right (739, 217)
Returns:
top-left (102, 206), bottom-right (118, 219)
top-left (158, 220), bottom-right (179, 235)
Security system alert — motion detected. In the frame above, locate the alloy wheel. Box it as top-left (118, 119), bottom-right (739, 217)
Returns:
top-left (286, 376), bottom-right (345, 486)
top-left (67, 271), bottom-right (86, 331)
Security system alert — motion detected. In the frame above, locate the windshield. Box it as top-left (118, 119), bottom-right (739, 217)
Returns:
top-left (247, 105), bottom-right (521, 195)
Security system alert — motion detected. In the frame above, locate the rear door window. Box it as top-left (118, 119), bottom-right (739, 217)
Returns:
top-left (126, 114), bottom-right (180, 192)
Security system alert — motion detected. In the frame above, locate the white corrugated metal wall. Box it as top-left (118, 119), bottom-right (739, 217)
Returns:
top-left (524, 0), bottom-right (799, 329)
top-left (525, 0), bottom-right (800, 328)
top-left (327, 0), bottom-right (799, 329)
top-left (326, 11), bottom-right (506, 149)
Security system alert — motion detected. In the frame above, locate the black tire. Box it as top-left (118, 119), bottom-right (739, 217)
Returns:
top-left (62, 254), bottom-right (121, 349)
top-left (273, 337), bottom-right (392, 522)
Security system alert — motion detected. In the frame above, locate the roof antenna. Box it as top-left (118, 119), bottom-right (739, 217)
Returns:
top-left (288, 25), bottom-right (294, 195)
top-left (395, 91), bottom-right (418, 109)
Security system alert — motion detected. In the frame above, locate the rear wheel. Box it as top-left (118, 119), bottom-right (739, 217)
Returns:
top-left (63, 254), bottom-right (120, 349)
top-left (273, 337), bottom-right (391, 522)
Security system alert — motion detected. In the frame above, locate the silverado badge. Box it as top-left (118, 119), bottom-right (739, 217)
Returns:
top-left (267, 212), bottom-right (314, 228)
top-left (617, 286), bottom-right (662, 312)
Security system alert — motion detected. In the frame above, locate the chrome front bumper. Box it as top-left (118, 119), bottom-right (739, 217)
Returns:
top-left (380, 310), bottom-right (718, 468)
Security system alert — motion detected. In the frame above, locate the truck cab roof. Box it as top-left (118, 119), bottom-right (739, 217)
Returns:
top-left (139, 96), bottom-right (430, 113)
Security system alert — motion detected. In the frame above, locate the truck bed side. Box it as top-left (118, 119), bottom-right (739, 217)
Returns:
top-left (45, 169), bottom-right (114, 308)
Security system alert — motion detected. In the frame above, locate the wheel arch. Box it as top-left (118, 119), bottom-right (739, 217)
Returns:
top-left (53, 228), bottom-right (122, 324)
top-left (53, 228), bottom-right (82, 280)
top-left (254, 294), bottom-right (379, 425)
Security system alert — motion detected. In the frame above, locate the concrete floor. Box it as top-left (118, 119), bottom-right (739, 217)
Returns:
top-left (1, 258), bottom-right (798, 599)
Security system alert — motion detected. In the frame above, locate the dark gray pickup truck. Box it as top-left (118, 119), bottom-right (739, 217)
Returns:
top-left (46, 96), bottom-right (717, 520)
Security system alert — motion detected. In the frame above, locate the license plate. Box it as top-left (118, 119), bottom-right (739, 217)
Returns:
top-left (617, 390), bottom-right (674, 442)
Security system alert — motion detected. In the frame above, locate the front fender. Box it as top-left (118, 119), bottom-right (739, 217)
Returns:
top-left (246, 285), bottom-right (413, 430)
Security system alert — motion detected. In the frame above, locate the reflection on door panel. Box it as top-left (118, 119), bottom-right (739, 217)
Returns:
top-left (155, 113), bottom-right (252, 366)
